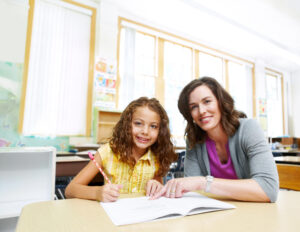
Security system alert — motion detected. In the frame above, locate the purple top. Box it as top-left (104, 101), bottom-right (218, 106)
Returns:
top-left (206, 137), bottom-right (238, 179)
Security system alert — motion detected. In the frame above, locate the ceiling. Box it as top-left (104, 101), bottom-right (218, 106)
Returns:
top-left (109, 0), bottom-right (300, 73)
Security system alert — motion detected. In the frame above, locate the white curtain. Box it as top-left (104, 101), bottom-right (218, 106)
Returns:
top-left (23, 0), bottom-right (91, 136)
top-left (164, 42), bottom-right (192, 146)
top-left (118, 27), bottom-right (136, 110)
top-left (228, 61), bottom-right (253, 118)
top-left (266, 74), bottom-right (283, 136)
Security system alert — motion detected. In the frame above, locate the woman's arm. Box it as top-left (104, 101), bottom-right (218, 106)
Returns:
top-left (240, 119), bottom-right (279, 202)
top-left (152, 176), bottom-right (269, 202)
top-left (65, 152), bottom-right (122, 202)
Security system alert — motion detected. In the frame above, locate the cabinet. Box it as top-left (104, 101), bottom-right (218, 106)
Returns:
top-left (0, 147), bottom-right (56, 231)
top-left (96, 110), bottom-right (122, 143)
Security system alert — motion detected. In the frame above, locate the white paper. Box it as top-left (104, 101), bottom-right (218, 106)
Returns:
top-left (101, 192), bottom-right (235, 226)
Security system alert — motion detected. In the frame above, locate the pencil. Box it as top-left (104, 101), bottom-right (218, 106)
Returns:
top-left (88, 152), bottom-right (111, 184)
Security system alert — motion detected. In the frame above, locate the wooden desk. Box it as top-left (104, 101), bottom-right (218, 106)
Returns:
top-left (274, 156), bottom-right (300, 165)
top-left (16, 191), bottom-right (300, 232)
top-left (56, 156), bottom-right (89, 177)
top-left (272, 149), bottom-right (300, 157)
top-left (274, 156), bottom-right (300, 190)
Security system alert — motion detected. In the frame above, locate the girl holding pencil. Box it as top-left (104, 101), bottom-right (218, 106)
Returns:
top-left (65, 97), bottom-right (177, 202)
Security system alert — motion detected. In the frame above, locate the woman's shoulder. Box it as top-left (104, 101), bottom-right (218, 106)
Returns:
top-left (236, 118), bottom-right (265, 141)
top-left (238, 118), bottom-right (261, 131)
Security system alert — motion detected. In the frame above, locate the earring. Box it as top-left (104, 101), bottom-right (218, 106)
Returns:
top-left (193, 120), bottom-right (196, 124)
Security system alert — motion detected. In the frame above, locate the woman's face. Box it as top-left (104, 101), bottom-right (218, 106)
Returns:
top-left (188, 85), bottom-right (222, 134)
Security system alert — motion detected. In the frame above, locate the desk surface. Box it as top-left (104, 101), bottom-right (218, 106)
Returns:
top-left (274, 156), bottom-right (300, 165)
top-left (16, 190), bottom-right (300, 232)
top-left (272, 149), bottom-right (300, 153)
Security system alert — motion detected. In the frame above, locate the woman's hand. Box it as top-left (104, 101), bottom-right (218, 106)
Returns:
top-left (146, 179), bottom-right (164, 197)
top-left (150, 176), bottom-right (204, 200)
top-left (96, 184), bottom-right (123, 202)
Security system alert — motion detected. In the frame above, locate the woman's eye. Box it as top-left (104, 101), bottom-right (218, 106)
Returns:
top-left (204, 100), bottom-right (211, 104)
top-left (190, 105), bottom-right (197, 110)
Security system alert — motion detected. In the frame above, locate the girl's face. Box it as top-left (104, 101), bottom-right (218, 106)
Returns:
top-left (131, 106), bottom-right (160, 155)
top-left (188, 85), bottom-right (222, 134)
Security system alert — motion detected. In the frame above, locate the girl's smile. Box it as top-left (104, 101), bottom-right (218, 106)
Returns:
top-left (131, 106), bottom-right (160, 159)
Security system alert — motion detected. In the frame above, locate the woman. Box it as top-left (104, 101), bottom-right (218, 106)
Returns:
top-left (152, 77), bottom-right (279, 202)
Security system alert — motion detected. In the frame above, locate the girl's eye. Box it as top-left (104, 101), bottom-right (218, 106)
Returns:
top-left (150, 124), bottom-right (158, 129)
top-left (134, 121), bottom-right (142, 126)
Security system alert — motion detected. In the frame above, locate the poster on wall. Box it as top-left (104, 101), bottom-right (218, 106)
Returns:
top-left (258, 98), bottom-right (267, 132)
top-left (94, 58), bottom-right (117, 109)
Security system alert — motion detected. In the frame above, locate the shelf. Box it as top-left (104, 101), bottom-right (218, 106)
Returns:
top-left (97, 110), bottom-right (121, 143)
top-left (0, 147), bottom-right (56, 219)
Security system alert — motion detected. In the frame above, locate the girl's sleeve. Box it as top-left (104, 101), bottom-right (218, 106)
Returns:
top-left (97, 143), bottom-right (110, 166)
top-left (241, 119), bottom-right (279, 202)
top-left (184, 142), bottom-right (204, 177)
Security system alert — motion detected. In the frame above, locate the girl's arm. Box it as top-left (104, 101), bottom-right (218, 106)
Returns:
top-left (145, 176), bottom-right (163, 197)
top-left (65, 152), bottom-right (121, 202)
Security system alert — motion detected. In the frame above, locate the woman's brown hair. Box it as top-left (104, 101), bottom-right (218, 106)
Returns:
top-left (178, 77), bottom-right (246, 148)
top-left (109, 97), bottom-right (177, 178)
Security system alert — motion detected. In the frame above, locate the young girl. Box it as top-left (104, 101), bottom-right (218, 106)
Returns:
top-left (65, 97), bottom-right (177, 202)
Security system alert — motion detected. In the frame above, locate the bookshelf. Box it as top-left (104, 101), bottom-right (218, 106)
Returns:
top-left (96, 109), bottom-right (122, 144)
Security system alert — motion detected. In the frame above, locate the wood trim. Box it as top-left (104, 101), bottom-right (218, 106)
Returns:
top-left (281, 76), bottom-right (285, 134)
top-left (276, 164), bottom-right (300, 191)
top-left (194, 50), bottom-right (199, 79)
top-left (156, 38), bottom-right (165, 106)
top-left (116, 17), bottom-right (122, 109)
top-left (252, 66), bottom-right (256, 118)
top-left (224, 59), bottom-right (229, 91)
top-left (119, 17), bottom-right (254, 66)
top-left (18, 0), bottom-right (35, 133)
top-left (265, 67), bottom-right (283, 76)
top-left (63, 0), bottom-right (95, 11)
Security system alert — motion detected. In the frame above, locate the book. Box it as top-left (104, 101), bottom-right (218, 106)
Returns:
top-left (101, 192), bottom-right (235, 225)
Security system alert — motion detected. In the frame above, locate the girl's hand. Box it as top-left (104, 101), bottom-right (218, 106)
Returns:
top-left (150, 176), bottom-right (204, 200)
top-left (146, 179), bottom-right (164, 198)
top-left (96, 184), bottom-right (123, 202)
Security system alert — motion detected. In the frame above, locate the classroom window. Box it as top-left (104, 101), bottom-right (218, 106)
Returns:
top-left (118, 28), bottom-right (156, 110)
top-left (118, 18), bottom-right (255, 144)
top-left (198, 52), bottom-right (224, 85)
top-left (164, 41), bottom-right (193, 145)
top-left (227, 61), bottom-right (253, 117)
top-left (20, 0), bottom-right (95, 136)
top-left (265, 72), bottom-right (283, 137)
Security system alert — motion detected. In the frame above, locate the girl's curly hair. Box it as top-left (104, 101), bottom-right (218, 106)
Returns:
top-left (178, 77), bottom-right (247, 149)
top-left (109, 97), bottom-right (177, 178)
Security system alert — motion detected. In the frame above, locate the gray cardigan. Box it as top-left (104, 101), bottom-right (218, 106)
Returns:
top-left (184, 118), bottom-right (279, 202)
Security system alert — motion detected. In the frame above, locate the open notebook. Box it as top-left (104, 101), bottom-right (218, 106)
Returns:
top-left (101, 192), bottom-right (235, 226)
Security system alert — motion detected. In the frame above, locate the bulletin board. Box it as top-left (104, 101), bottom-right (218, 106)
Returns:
top-left (94, 58), bottom-right (117, 109)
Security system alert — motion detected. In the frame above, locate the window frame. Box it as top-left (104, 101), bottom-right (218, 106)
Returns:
top-left (19, 0), bottom-right (96, 136)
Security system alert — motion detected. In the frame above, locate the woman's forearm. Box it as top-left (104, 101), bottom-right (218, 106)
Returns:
top-left (208, 178), bottom-right (270, 202)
